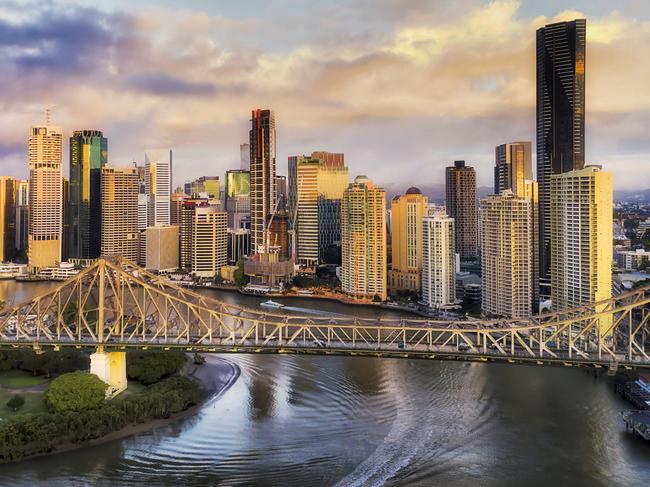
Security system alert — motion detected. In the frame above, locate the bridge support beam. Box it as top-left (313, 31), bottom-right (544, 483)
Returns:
top-left (90, 350), bottom-right (127, 397)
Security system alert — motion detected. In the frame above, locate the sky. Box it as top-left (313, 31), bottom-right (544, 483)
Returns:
top-left (0, 0), bottom-right (649, 193)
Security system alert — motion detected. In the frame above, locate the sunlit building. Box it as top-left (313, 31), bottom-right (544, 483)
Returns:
top-left (68, 130), bottom-right (107, 260)
top-left (421, 211), bottom-right (456, 308)
top-left (145, 225), bottom-right (179, 272)
top-left (249, 109), bottom-right (276, 253)
top-left (388, 187), bottom-right (428, 293)
top-left (537, 19), bottom-right (586, 297)
top-left (100, 166), bottom-right (139, 261)
top-left (551, 166), bottom-right (612, 335)
top-left (145, 150), bottom-right (172, 227)
top-left (28, 123), bottom-right (63, 271)
top-left (288, 152), bottom-right (348, 266)
top-left (481, 191), bottom-right (534, 319)
top-left (494, 142), bottom-right (532, 197)
top-left (191, 206), bottom-right (228, 278)
top-left (341, 176), bottom-right (386, 300)
top-left (225, 169), bottom-right (250, 229)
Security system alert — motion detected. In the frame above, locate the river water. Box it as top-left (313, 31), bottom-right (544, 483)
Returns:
top-left (1, 281), bottom-right (649, 486)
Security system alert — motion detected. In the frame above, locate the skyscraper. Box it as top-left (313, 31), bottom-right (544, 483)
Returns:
top-left (14, 180), bottom-right (29, 254)
top-left (341, 176), bottom-right (386, 300)
top-left (494, 141), bottom-right (532, 197)
top-left (28, 123), bottom-right (63, 271)
top-left (191, 206), bottom-right (228, 278)
top-left (145, 150), bottom-right (172, 227)
top-left (421, 210), bottom-right (456, 308)
top-left (537, 18), bottom-right (586, 296)
top-left (388, 187), bottom-right (429, 293)
top-left (68, 130), bottom-right (107, 260)
top-left (0, 177), bottom-right (16, 262)
top-left (100, 166), bottom-right (139, 261)
top-left (249, 109), bottom-right (276, 253)
top-left (551, 166), bottom-right (612, 335)
top-left (288, 153), bottom-right (348, 266)
top-left (445, 160), bottom-right (478, 262)
top-left (480, 191), bottom-right (534, 319)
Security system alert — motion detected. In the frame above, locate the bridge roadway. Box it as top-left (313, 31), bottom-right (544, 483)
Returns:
top-left (0, 258), bottom-right (649, 393)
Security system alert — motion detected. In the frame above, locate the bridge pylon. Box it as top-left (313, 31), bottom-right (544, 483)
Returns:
top-left (90, 348), bottom-right (127, 397)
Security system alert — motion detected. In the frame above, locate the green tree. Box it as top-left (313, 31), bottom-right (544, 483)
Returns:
top-left (45, 371), bottom-right (107, 413)
top-left (127, 351), bottom-right (187, 385)
top-left (6, 394), bottom-right (25, 412)
top-left (234, 259), bottom-right (246, 286)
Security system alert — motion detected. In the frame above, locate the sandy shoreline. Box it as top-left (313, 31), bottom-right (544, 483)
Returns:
top-left (7, 354), bottom-right (240, 464)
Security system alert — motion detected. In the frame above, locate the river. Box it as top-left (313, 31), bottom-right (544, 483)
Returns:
top-left (0, 281), bottom-right (649, 486)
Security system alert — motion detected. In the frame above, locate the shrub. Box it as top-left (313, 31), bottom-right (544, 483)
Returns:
top-left (45, 371), bottom-right (107, 413)
top-left (127, 351), bottom-right (187, 385)
top-left (6, 394), bottom-right (25, 412)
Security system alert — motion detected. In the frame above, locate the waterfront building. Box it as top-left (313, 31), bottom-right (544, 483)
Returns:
top-left (288, 152), bottom-right (348, 266)
top-left (551, 166), bottom-right (612, 334)
top-left (481, 191), bottom-right (534, 318)
top-left (537, 19), bottom-right (586, 297)
top-left (249, 109), bottom-right (276, 253)
top-left (228, 228), bottom-right (251, 264)
top-left (494, 142), bottom-right (532, 197)
top-left (388, 188), bottom-right (428, 293)
top-left (145, 225), bottom-right (179, 272)
top-left (445, 160), bottom-right (478, 262)
top-left (28, 123), bottom-right (63, 271)
top-left (191, 206), bottom-right (228, 278)
top-left (145, 150), bottom-right (172, 227)
top-left (341, 176), bottom-right (387, 300)
top-left (421, 211), bottom-right (456, 308)
top-left (225, 169), bottom-right (251, 229)
top-left (14, 179), bottom-right (28, 253)
top-left (100, 166), bottom-right (139, 261)
top-left (68, 130), bottom-right (107, 260)
top-left (0, 177), bottom-right (16, 262)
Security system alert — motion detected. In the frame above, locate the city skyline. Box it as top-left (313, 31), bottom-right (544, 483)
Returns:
top-left (0, 1), bottom-right (648, 192)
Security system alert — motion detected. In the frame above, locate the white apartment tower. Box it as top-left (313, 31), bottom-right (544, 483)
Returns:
top-left (421, 211), bottom-right (456, 308)
top-left (145, 150), bottom-right (172, 227)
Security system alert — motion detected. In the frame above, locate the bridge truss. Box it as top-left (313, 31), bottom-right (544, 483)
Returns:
top-left (1, 258), bottom-right (649, 369)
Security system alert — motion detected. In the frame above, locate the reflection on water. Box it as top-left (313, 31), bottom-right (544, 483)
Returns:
top-left (0, 282), bottom-right (649, 486)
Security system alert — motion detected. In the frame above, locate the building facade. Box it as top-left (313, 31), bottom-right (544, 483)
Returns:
top-left (249, 109), bottom-right (276, 253)
top-left (550, 166), bottom-right (612, 334)
top-left (445, 160), bottom-right (478, 262)
top-left (388, 187), bottom-right (429, 293)
top-left (28, 124), bottom-right (63, 271)
top-left (191, 206), bottom-right (228, 278)
top-left (145, 225), bottom-right (179, 272)
top-left (494, 141), bottom-right (532, 197)
top-left (341, 176), bottom-right (387, 300)
top-left (0, 177), bottom-right (16, 262)
top-left (421, 211), bottom-right (456, 308)
top-left (14, 179), bottom-right (28, 254)
top-left (68, 130), bottom-right (107, 260)
top-left (225, 169), bottom-right (251, 230)
top-left (481, 191), bottom-right (534, 319)
top-left (145, 150), bottom-right (172, 227)
top-left (537, 19), bottom-right (586, 296)
top-left (100, 166), bottom-right (139, 261)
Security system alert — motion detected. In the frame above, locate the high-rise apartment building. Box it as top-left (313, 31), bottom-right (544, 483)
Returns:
top-left (14, 180), bottom-right (28, 253)
top-left (388, 187), bottom-right (429, 293)
top-left (249, 109), bottom-right (276, 253)
top-left (445, 160), bottom-right (478, 261)
top-left (100, 166), bottom-right (139, 261)
top-left (0, 177), bottom-right (16, 262)
top-left (191, 206), bottom-right (228, 278)
top-left (341, 176), bottom-right (386, 300)
top-left (481, 191), bottom-right (534, 319)
top-left (494, 142), bottom-right (532, 197)
top-left (145, 150), bottom-right (172, 227)
top-left (551, 166), bottom-right (612, 334)
top-left (421, 211), bottom-right (456, 308)
top-left (537, 19), bottom-right (586, 296)
top-left (288, 152), bottom-right (348, 266)
top-left (68, 130), bottom-right (107, 260)
top-left (28, 123), bottom-right (63, 271)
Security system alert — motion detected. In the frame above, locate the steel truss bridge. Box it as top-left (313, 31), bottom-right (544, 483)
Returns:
top-left (1, 258), bottom-right (650, 371)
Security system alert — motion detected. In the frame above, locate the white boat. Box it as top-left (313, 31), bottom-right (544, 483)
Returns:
top-left (260, 300), bottom-right (284, 309)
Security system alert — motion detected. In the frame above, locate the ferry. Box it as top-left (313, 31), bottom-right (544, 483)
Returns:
top-left (260, 300), bottom-right (284, 309)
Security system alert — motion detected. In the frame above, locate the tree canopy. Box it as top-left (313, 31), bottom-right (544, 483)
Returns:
top-left (45, 371), bottom-right (107, 413)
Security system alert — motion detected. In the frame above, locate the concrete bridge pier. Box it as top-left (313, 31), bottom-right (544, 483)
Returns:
top-left (90, 348), bottom-right (127, 397)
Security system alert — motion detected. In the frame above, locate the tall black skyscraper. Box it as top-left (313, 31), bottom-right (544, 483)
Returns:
top-left (536, 19), bottom-right (586, 297)
top-left (249, 109), bottom-right (276, 253)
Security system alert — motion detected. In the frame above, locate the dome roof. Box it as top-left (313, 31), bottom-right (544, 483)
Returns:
top-left (406, 186), bottom-right (422, 195)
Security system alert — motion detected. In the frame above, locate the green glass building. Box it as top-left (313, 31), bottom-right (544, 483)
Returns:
top-left (68, 130), bottom-right (107, 260)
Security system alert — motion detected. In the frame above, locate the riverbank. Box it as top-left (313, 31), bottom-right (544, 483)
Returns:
top-left (3, 355), bottom-right (240, 464)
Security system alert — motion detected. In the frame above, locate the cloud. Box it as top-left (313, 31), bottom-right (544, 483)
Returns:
top-left (0, 0), bottom-right (647, 191)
